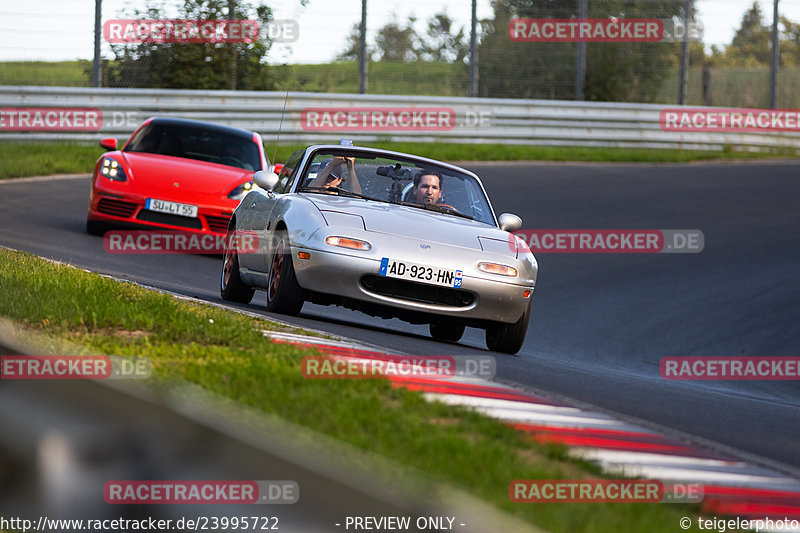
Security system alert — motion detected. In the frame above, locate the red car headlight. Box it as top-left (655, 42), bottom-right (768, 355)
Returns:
top-left (99, 158), bottom-right (127, 182)
top-left (228, 181), bottom-right (255, 200)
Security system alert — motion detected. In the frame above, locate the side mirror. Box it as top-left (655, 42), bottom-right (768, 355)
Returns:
top-left (498, 213), bottom-right (522, 232)
top-left (253, 170), bottom-right (279, 191)
top-left (100, 137), bottom-right (118, 151)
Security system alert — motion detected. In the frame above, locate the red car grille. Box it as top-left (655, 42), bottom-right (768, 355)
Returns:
top-left (206, 215), bottom-right (231, 234)
top-left (97, 198), bottom-right (137, 218)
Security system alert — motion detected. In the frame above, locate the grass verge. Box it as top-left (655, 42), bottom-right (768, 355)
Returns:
top-left (0, 141), bottom-right (796, 180)
top-left (0, 143), bottom-right (102, 179)
top-left (0, 248), bottom-right (705, 532)
top-left (0, 60), bottom-right (92, 87)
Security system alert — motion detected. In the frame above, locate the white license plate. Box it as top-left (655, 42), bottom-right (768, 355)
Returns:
top-left (378, 258), bottom-right (463, 288)
top-left (145, 198), bottom-right (198, 218)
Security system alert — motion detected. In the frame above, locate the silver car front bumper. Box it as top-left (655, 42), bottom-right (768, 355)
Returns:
top-left (292, 245), bottom-right (534, 324)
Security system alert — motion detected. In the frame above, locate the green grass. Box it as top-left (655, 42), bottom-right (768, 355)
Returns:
top-left (5, 60), bottom-right (800, 109)
top-left (656, 65), bottom-right (800, 108)
top-left (276, 62), bottom-right (800, 108)
top-left (0, 60), bottom-right (91, 87)
top-left (0, 60), bottom-right (467, 95)
top-left (276, 61), bottom-right (468, 96)
top-left (0, 143), bottom-right (102, 179)
top-left (0, 248), bottom-right (707, 532)
top-left (1, 141), bottom-right (796, 181)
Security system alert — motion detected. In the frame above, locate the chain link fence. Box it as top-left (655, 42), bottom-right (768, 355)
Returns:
top-left (0, 1), bottom-right (799, 108)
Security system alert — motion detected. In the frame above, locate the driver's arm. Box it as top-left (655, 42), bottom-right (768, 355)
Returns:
top-left (307, 158), bottom-right (341, 188)
top-left (343, 158), bottom-right (361, 194)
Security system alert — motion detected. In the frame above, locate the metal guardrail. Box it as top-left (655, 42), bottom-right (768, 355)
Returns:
top-left (1, 85), bottom-right (799, 151)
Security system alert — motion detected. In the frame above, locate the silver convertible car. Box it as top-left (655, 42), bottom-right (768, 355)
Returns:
top-left (220, 145), bottom-right (538, 354)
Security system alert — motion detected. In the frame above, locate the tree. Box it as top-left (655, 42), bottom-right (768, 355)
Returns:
top-left (709, 7), bottom-right (800, 67)
top-left (477, 0), bottom-right (682, 102)
top-left (375, 16), bottom-right (420, 62)
top-left (106, 0), bottom-right (276, 90)
top-left (724, 1), bottom-right (771, 66)
top-left (337, 22), bottom-right (376, 61)
top-left (420, 11), bottom-right (469, 63)
top-left (779, 15), bottom-right (800, 67)
top-left (338, 23), bottom-right (361, 61)
top-left (339, 11), bottom-right (468, 64)
top-left (477, 0), bottom-right (575, 99)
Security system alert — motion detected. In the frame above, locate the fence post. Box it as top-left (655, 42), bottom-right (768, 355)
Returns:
top-left (469, 0), bottom-right (478, 97)
top-left (359, 0), bottom-right (368, 94)
top-left (770, 0), bottom-right (779, 109)
top-left (678, 0), bottom-right (692, 105)
top-left (91, 0), bottom-right (102, 88)
top-left (575, 0), bottom-right (587, 101)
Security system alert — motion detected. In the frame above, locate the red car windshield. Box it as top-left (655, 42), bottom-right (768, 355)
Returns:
top-left (124, 122), bottom-right (261, 171)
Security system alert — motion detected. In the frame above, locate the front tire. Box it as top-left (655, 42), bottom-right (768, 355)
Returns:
top-left (430, 320), bottom-right (466, 342)
top-left (485, 301), bottom-right (531, 355)
top-left (266, 230), bottom-right (305, 315)
top-left (221, 230), bottom-right (255, 304)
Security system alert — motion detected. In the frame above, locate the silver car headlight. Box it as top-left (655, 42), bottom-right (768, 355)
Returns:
top-left (325, 236), bottom-right (372, 251)
top-left (477, 262), bottom-right (518, 277)
top-left (99, 158), bottom-right (127, 181)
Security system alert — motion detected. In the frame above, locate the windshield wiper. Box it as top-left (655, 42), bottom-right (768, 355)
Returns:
top-left (398, 201), bottom-right (474, 220)
top-left (300, 187), bottom-right (380, 202)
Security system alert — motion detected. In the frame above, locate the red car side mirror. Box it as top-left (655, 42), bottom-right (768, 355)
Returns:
top-left (100, 137), bottom-right (118, 151)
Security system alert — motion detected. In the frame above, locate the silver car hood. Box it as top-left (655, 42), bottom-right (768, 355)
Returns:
top-left (305, 195), bottom-right (509, 252)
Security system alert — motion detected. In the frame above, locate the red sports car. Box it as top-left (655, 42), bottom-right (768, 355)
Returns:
top-left (87, 117), bottom-right (275, 236)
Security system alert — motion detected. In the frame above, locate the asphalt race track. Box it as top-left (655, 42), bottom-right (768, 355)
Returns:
top-left (1, 160), bottom-right (799, 474)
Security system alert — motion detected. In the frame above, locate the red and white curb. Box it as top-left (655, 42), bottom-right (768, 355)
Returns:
top-left (267, 332), bottom-right (800, 530)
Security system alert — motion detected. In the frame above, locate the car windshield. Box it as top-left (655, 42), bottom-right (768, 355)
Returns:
top-left (124, 122), bottom-right (261, 171)
top-left (296, 150), bottom-right (495, 225)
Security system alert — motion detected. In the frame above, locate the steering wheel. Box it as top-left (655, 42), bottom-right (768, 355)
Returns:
top-left (218, 155), bottom-right (244, 167)
top-left (437, 203), bottom-right (459, 212)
